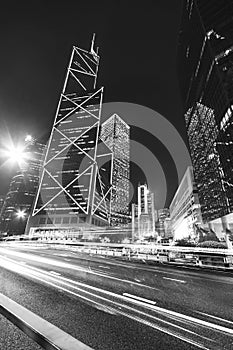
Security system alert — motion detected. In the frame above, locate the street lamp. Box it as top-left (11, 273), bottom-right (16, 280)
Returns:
top-left (16, 209), bottom-right (27, 219)
top-left (25, 135), bottom-right (33, 142)
top-left (5, 145), bottom-right (27, 165)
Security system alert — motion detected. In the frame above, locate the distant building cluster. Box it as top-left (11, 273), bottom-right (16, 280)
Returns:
top-left (1, 2), bottom-right (233, 246)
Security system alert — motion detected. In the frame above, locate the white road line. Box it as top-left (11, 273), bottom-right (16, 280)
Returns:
top-left (123, 293), bottom-right (156, 305)
top-left (49, 271), bottom-right (61, 276)
top-left (98, 265), bottom-right (110, 269)
top-left (196, 311), bottom-right (233, 325)
top-left (163, 277), bottom-right (186, 283)
top-left (19, 261), bottom-right (27, 265)
top-left (64, 258), bottom-right (72, 261)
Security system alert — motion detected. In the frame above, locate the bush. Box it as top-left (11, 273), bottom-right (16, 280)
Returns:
top-left (198, 241), bottom-right (227, 249)
top-left (174, 239), bottom-right (196, 247)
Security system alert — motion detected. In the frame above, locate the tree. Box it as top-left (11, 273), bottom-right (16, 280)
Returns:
top-left (198, 241), bottom-right (227, 249)
top-left (174, 239), bottom-right (196, 247)
top-left (205, 229), bottom-right (219, 242)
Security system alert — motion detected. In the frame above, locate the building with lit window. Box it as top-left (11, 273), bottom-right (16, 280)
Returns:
top-left (0, 195), bottom-right (5, 214)
top-left (26, 39), bottom-right (112, 237)
top-left (177, 0), bottom-right (233, 233)
top-left (169, 166), bottom-right (203, 240)
top-left (0, 195), bottom-right (5, 230)
top-left (100, 114), bottom-right (130, 225)
top-left (131, 184), bottom-right (155, 240)
top-left (0, 137), bottom-right (45, 235)
top-left (156, 208), bottom-right (170, 237)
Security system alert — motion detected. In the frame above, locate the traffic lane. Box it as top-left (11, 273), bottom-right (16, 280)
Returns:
top-left (0, 267), bottom-right (200, 350)
top-left (0, 258), bottom-right (231, 350)
top-left (5, 244), bottom-right (233, 283)
top-left (1, 246), bottom-right (233, 322)
top-left (1, 248), bottom-right (233, 328)
top-left (3, 246), bottom-right (233, 308)
top-left (3, 244), bottom-right (233, 284)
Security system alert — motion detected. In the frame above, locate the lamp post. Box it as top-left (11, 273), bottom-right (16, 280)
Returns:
top-left (16, 209), bottom-right (27, 220)
top-left (14, 209), bottom-right (27, 235)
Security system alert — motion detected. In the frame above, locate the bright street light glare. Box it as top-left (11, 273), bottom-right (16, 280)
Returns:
top-left (25, 135), bottom-right (32, 142)
top-left (4, 145), bottom-right (27, 165)
top-left (16, 209), bottom-right (26, 219)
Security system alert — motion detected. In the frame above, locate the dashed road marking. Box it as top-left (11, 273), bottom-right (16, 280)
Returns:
top-left (163, 277), bottom-right (186, 283)
top-left (49, 271), bottom-right (61, 276)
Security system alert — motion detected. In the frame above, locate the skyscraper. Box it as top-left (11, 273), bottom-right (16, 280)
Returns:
top-left (157, 208), bottom-right (170, 237)
top-left (177, 0), bottom-right (233, 232)
top-left (101, 114), bottom-right (130, 225)
top-left (0, 137), bottom-right (45, 234)
top-left (26, 38), bottom-right (112, 236)
top-left (137, 184), bottom-right (155, 239)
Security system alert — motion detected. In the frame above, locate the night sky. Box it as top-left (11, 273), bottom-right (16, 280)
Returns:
top-left (0, 0), bottom-right (190, 208)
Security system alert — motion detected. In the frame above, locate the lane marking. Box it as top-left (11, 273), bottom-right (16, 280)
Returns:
top-left (163, 277), bottom-right (186, 283)
top-left (98, 265), bottom-right (110, 269)
top-left (49, 271), bottom-right (61, 276)
top-left (123, 293), bottom-right (156, 305)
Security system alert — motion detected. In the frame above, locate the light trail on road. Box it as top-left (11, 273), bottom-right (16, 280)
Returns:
top-left (0, 252), bottom-right (233, 349)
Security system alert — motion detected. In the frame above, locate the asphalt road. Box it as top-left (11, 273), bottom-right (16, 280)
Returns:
top-left (0, 243), bottom-right (233, 350)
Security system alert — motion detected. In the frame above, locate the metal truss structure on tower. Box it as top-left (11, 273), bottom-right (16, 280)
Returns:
top-left (31, 37), bottom-right (112, 226)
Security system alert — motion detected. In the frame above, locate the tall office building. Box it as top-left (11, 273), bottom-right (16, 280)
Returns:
top-left (26, 39), bottom-right (112, 236)
top-left (100, 114), bottom-right (130, 225)
top-left (177, 0), bottom-right (233, 232)
top-left (0, 195), bottom-right (5, 214)
top-left (0, 137), bottom-right (45, 234)
top-left (137, 184), bottom-right (155, 239)
top-left (157, 208), bottom-right (170, 237)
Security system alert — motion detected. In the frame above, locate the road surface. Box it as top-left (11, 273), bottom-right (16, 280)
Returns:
top-left (0, 243), bottom-right (233, 350)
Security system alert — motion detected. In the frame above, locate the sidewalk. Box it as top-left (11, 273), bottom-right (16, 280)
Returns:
top-left (0, 293), bottom-right (94, 350)
top-left (0, 313), bottom-right (42, 350)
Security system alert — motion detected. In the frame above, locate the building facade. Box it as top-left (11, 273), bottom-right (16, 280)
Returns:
top-left (101, 114), bottom-right (130, 225)
top-left (169, 166), bottom-right (202, 240)
top-left (156, 208), bottom-right (170, 237)
top-left (26, 40), bottom-right (112, 236)
top-left (131, 184), bottom-right (155, 240)
top-left (177, 0), bottom-right (233, 232)
top-left (0, 137), bottom-right (45, 235)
